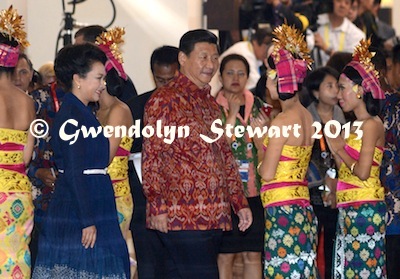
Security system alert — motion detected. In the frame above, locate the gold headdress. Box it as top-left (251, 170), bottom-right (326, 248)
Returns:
top-left (96, 26), bottom-right (125, 64)
top-left (271, 24), bottom-right (312, 68)
top-left (352, 38), bottom-right (379, 79)
top-left (345, 38), bottom-right (384, 100)
top-left (0, 5), bottom-right (29, 49)
top-left (269, 24), bottom-right (312, 93)
top-left (95, 26), bottom-right (127, 80)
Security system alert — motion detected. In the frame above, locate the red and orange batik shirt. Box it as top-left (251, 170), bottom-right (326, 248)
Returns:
top-left (142, 72), bottom-right (249, 231)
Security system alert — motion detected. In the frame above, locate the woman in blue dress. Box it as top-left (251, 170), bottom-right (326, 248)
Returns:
top-left (32, 43), bottom-right (129, 278)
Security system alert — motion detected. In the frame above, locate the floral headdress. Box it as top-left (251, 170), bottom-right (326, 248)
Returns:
top-left (344, 38), bottom-right (384, 100)
top-left (95, 26), bottom-right (127, 80)
top-left (0, 6), bottom-right (29, 68)
top-left (269, 24), bottom-right (313, 94)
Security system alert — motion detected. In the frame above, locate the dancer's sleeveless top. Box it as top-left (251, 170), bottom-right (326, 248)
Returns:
top-left (261, 139), bottom-right (318, 279)
top-left (0, 128), bottom-right (33, 278)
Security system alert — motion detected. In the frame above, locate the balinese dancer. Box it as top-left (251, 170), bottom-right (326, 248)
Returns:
top-left (258, 24), bottom-right (318, 279)
top-left (325, 38), bottom-right (386, 279)
top-left (0, 5), bottom-right (35, 278)
top-left (95, 27), bottom-right (136, 278)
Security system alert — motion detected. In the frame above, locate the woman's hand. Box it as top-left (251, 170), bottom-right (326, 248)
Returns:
top-left (226, 93), bottom-right (241, 119)
top-left (324, 125), bottom-right (346, 156)
top-left (82, 225), bottom-right (97, 249)
top-left (325, 177), bottom-right (337, 209)
top-left (325, 135), bottom-right (346, 155)
top-left (250, 110), bottom-right (270, 151)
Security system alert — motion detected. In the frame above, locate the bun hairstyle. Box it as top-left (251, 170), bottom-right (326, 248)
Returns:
top-left (54, 43), bottom-right (107, 92)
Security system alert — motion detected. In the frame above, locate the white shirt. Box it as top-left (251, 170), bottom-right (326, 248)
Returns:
top-left (210, 41), bottom-right (262, 96)
top-left (315, 13), bottom-right (365, 67)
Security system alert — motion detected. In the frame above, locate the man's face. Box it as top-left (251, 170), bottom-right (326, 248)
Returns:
top-left (253, 35), bottom-right (272, 61)
top-left (333, 0), bottom-right (352, 18)
top-left (347, 0), bottom-right (359, 22)
top-left (360, 0), bottom-right (373, 11)
top-left (178, 42), bottom-right (219, 88)
top-left (153, 63), bottom-right (179, 88)
top-left (13, 58), bottom-right (33, 92)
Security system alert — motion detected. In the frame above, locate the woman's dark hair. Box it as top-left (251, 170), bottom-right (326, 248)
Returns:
top-left (369, 46), bottom-right (387, 76)
top-left (179, 29), bottom-right (219, 56)
top-left (54, 43), bottom-right (107, 92)
top-left (253, 75), bottom-right (267, 102)
top-left (326, 52), bottom-right (352, 73)
top-left (105, 67), bottom-right (125, 98)
top-left (267, 55), bottom-right (301, 100)
top-left (304, 66), bottom-right (339, 103)
top-left (74, 25), bottom-right (107, 43)
top-left (342, 66), bottom-right (383, 116)
top-left (219, 54), bottom-right (250, 76)
top-left (0, 33), bottom-right (19, 74)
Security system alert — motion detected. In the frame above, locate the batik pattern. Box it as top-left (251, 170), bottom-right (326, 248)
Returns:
top-left (0, 128), bottom-right (33, 278)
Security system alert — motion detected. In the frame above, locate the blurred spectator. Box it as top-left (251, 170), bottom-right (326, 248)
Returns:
top-left (264, 0), bottom-right (313, 31)
top-left (13, 53), bottom-right (35, 93)
top-left (385, 49), bottom-right (395, 89)
top-left (38, 62), bottom-right (56, 87)
top-left (312, 0), bottom-right (365, 68)
top-left (371, 0), bottom-right (395, 43)
top-left (370, 46), bottom-right (394, 93)
top-left (391, 44), bottom-right (400, 91)
top-left (354, 0), bottom-right (381, 47)
top-left (210, 27), bottom-right (273, 96)
top-left (304, 66), bottom-right (345, 279)
top-left (347, 0), bottom-right (359, 22)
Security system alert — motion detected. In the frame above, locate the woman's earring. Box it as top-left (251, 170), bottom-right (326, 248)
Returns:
top-left (77, 84), bottom-right (81, 89)
top-left (356, 93), bottom-right (361, 99)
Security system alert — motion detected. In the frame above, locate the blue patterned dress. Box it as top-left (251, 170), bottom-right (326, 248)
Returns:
top-left (32, 93), bottom-right (129, 278)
